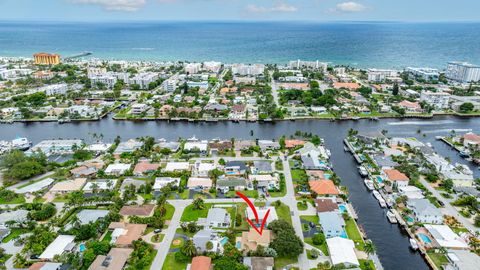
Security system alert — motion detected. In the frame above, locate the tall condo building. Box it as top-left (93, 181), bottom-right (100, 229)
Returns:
top-left (446, 62), bottom-right (480, 83)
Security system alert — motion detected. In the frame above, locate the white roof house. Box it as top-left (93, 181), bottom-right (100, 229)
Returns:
top-left (83, 179), bottom-right (118, 192)
top-left (194, 162), bottom-right (216, 177)
top-left (39, 235), bottom-right (75, 260)
top-left (246, 207), bottom-right (278, 226)
top-left (154, 177), bottom-right (180, 190)
top-left (187, 177), bottom-right (213, 189)
top-left (165, 162), bottom-right (190, 172)
top-left (104, 163), bottom-right (131, 175)
top-left (15, 178), bottom-right (55, 194)
top-left (326, 237), bottom-right (359, 267)
top-left (184, 141), bottom-right (208, 152)
top-left (0, 210), bottom-right (29, 225)
top-left (424, 224), bottom-right (469, 249)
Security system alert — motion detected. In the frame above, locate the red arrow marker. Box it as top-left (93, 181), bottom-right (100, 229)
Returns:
top-left (236, 191), bottom-right (270, 235)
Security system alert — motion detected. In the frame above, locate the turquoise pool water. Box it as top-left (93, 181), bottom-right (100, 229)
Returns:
top-left (79, 243), bottom-right (86, 252)
top-left (418, 233), bottom-right (432, 244)
top-left (376, 176), bottom-right (384, 184)
top-left (220, 237), bottom-right (228, 245)
top-left (236, 241), bottom-right (241, 249)
top-left (339, 204), bottom-right (347, 213)
top-left (324, 173), bottom-right (332, 179)
top-left (340, 231), bottom-right (348, 238)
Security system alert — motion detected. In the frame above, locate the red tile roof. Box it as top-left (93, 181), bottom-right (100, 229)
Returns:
top-left (383, 169), bottom-right (409, 182)
top-left (190, 256), bottom-right (212, 270)
top-left (309, 180), bottom-right (340, 195)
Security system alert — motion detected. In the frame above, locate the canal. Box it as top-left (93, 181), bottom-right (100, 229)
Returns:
top-left (1, 116), bottom-right (479, 270)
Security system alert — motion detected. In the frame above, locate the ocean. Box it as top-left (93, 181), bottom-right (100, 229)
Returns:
top-left (0, 21), bottom-right (479, 69)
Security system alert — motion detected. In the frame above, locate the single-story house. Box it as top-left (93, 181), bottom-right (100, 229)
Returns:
top-left (383, 169), bottom-right (409, 188)
top-left (246, 207), bottom-right (278, 227)
top-left (83, 179), bottom-right (118, 193)
top-left (257, 140), bottom-right (280, 151)
top-left (224, 161), bottom-right (247, 175)
top-left (0, 210), bottom-right (29, 226)
top-left (318, 212), bottom-right (345, 238)
top-left (88, 248), bottom-right (133, 270)
top-left (49, 178), bottom-right (87, 194)
top-left (119, 204), bottom-right (155, 217)
top-left (216, 177), bottom-right (247, 192)
top-left (194, 162), bottom-right (216, 177)
top-left (133, 162), bottom-right (160, 176)
top-left (108, 222), bottom-right (147, 247)
top-left (188, 256), bottom-right (212, 270)
top-left (252, 161), bottom-right (273, 174)
top-left (39, 235), bottom-right (76, 261)
top-left (407, 199), bottom-right (443, 224)
top-left (165, 162), bottom-right (190, 172)
top-left (15, 178), bottom-right (55, 194)
top-left (234, 140), bottom-right (256, 151)
top-left (240, 228), bottom-right (272, 253)
top-left (105, 163), bottom-right (131, 176)
top-left (248, 174), bottom-right (279, 190)
top-left (192, 229), bottom-right (223, 253)
top-left (203, 208), bottom-right (231, 228)
top-left (187, 177), bottom-right (213, 190)
top-left (326, 237), bottom-right (359, 267)
top-left (154, 177), bottom-right (180, 191)
top-left (315, 198), bottom-right (339, 213)
top-left (424, 224), bottom-right (469, 249)
top-left (309, 180), bottom-right (340, 196)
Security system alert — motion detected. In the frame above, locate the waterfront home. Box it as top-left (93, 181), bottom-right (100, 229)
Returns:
top-left (258, 140), bottom-right (280, 151)
top-left (372, 155), bottom-right (399, 169)
top-left (192, 229), bottom-right (225, 253)
top-left (284, 139), bottom-right (305, 149)
top-left (407, 199), bottom-right (443, 224)
top-left (326, 237), bottom-right (359, 267)
top-left (184, 140), bottom-right (208, 154)
top-left (70, 160), bottom-right (104, 178)
top-left (216, 177), bottom-right (247, 192)
top-left (318, 212), bottom-right (346, 238)
top-left (113, 139), bottom-right (143, 157)
top-left (164, 162), bottom-right (190, 172)
top-left (315, 198), bottom-right (339, 213)
top-left (28, 262), bottom-right (64, 270)
top-left (224, 161), bottom-right (247, 175)
top-left (246, 207), bottom-right (278, 227)
top-left (382, 169), bottom-right (409, 188)
top-left (424, 224), bottom-right (469, 249)
top-left (309, 180), bottom-right (340, 196)
top-left (108, 222), bottom-right (147, 247)
top-left (398, 100), bottom-right (423, 113)
top-left (188, 256), bottom-right (212, 270)
top-left (49, 178), bottom-right (87, 195)
top-left (248, 174), bottom-right (279, 190)
top-left (153, 177), bottom-right (180, 191)
top-left (208, 140), bottom-right (233, 155)
top-left (14, 178), bottom-right (55, 194)
top-left (398, 185), bottom-right (425, 200)
top-left (239, 228), bottom-right (272, 253)
top-left (446, 249), bottom-right (480, 270)
top-left (462, 132), bottom-right (480, 149)
top-left (306, 170), bottom-right (326, 180)
top-left (243, 257), bottom-right (275, 270)
top-left (0, 210), bottom-right (29, 226)
top-left (39, 235), bottom-right (75, 261)
top-left (28, 139), bottom-right (83, 155)
top-left (420, 91), bottom-right (450, 110)
top-left (133, 161), bottom-right (160, 176)
top-left (83, 179), bottom-right (118, 193)
top-left (299, 142), bottom-right (329, 160)
top-left (156, 139), bottom-right (180, 152)
top-left (356, 131), bottom-right (387, 145)
top-left (88, 248), bottom-right (133, 270)
top-left (119, 204), bottom-right (155, 217)
top-left (105, 163), bottom-right (131, 176)
top-left (252, 160), bottom-right (273, 174)
top-left (187, 177), bottom-right (213, 190)
top-left (234, 140), bottom-right (256, 151)
top-left (193, 162), bottom-right (216, 177)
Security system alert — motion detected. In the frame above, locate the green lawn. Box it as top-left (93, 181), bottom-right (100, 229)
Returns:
top-left (1, 228), bottom-right (27, 243)
top-left (297, 201), bottom-right (308, 211)
top-left (275, 202), bottom-right (292, 224)
top-left (102, 230), bottom-right (113, 242)
top-left (291, 169), bottom-right (307, 183)
top-left (162, 252), bottom-right (189, 270)
top-left (304, 236), bottom-right (329, 256)
top-left (164, 202), bottom-right (175, 220)
top-left (180, 203), bottom-right (212, 222)
top-left (274, 256), bottom-right (298, 270)
top-left (151, 233), bottom-right (165, 243)
top-left (225, 190), bottom-right (258, 198)
top-left (300, 215), bottom-right (319, 224)
top-left (0, 196), bottom-right (25, 204)
top-left (427, 251), bottom-right (449, 269)
top-left (359, 259), bottom-right (376, 270)
top-left (345, 218), bottom-right (365, 251)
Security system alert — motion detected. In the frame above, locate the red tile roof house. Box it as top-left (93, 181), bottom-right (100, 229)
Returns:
top-left (285, 139), bottom-right (305, 149)
top-left (189, 256), bottom-right (212, 270)
top-left (383, 169), bottom-right (410, 188)
top-left (398, 100), bottom-right (423, 113)
top-left (133, 162), bottom-right (161, 176)
top-left (308, 180), bottom-right (340, 196)
top-left (119, 204), bottom-right (155, 218)
top-left (463, 132), bottom-right (480, 148)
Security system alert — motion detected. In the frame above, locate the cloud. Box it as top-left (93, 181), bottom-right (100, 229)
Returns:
top-left (334, 1), bottom-right (366, 12)
top-left (246, 2), bottom-right (298, 14)
top-left (69, 0), bottom-right (147, 12)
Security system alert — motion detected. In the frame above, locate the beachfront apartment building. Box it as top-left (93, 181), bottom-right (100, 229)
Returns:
top-left (185, 63), bottom-right (202, 74)
top-left (41, 83), bottom-right (68, 96)
top-left (406, 67), bottom-right (440, 81)
top-left (420, 91), bottom-right (451, 110)
top-left (367, 69), bottom-right (400, 82)
top-left (203, 61), bottom-right (222, 73)
top-left (288, 60), bottom-right (328, 71)
top-left (129, 72), bottom-right (159, 89)
top-left (446, 62), bottom-right (480, 83)
top-left (231, 64), bottom-right (265, 76)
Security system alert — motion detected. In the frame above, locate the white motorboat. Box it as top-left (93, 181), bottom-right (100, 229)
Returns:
top-left (387, 210), bottom-right (397, 223)
top-left (410, 238), bottom-right (419, 250)
top-left (358, 166), bottom-right (368, 176)
top-left (373, 190), bottom-right (387, 208)
top-left (364, 179), bottom-right (375, 191)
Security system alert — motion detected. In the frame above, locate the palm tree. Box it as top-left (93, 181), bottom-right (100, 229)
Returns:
top-left (364, 240), bottom-right (376, 256)
top-left (192, 197), bottom-right (205, 210)
top-left (181, 240), bottom-right (197, 257)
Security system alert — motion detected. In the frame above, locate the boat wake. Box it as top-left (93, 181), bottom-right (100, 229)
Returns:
top-left (387, 120), bottom-right (454, 126)
top-left (131, 47), bottom-right (155, 51)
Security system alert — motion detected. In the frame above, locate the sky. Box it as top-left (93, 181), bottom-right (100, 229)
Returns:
top-left (0, 0), bottom-right (479, 22)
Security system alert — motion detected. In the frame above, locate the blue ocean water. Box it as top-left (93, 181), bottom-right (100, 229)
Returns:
top-left (0, 21), bottom-right (479, 69)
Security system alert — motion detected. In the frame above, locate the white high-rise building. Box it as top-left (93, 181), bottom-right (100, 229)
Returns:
top-left (420, 91), bottom-right (450, 110)
top-left (446, 62), bottom-right (480, 83)
top-left (41, 83), bottom-right (68, 96)
top-left (129, 72), bottom-right (159, 89)
top-left (288, 60), bottom-right (327, 71)
top-left (406, 67), bottom-right (440, 81)
top-left (162, 79), bottom-right (177, 92)
top-left (231, 64), bottom-right (265, 76)
top-left (185, 63), bottom-right (202, 74)
top-left (367, 69), bottom-right (399, 82)
top-left (203, 61), bottom-right (222, 73)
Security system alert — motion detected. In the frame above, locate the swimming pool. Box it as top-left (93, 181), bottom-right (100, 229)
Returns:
top-left (324, 173), bottom-right (332, 179)
top-left (340, 230), bottom-right (348, 238)
top-left (235, 241), bottom-right (241, 249)
top-left (338, 204), bottom-right (347, 213)
top-left (418, 233), bottom-right (432, 244)
top-left (375, 176), bottom-right (384, 184)
top-left (79, 243), bottom-right (86, 252)
top-left (220, 237), bottom-right (229, 246)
